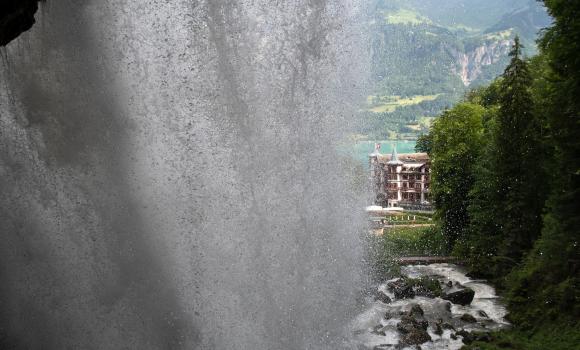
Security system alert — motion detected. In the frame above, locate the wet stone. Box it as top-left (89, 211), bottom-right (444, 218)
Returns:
top-left (400, 328), bottom-right (432, 346)
top-left (456, 329), bottom-right (473, 344)
top-left (375, 290), bottom-right (392, 304)
top-left (355, 264), bottom-right (510, 350)
top-left (410, 304), bottom-right (424, 317)
top-left (388, 280), bottom-right (416, 300)
top-left (433, 322), bottom-right (443, 336)
top-left (442, 288), bottom-right (475, 306)
top-left (441, 322), bottom-right (456, 331)
top-left (445, 301), bottom-right (452, 312)
top-left (397, 316), bottom-right (418, 334)
top-left (460, 313), bottom-right (477, 323)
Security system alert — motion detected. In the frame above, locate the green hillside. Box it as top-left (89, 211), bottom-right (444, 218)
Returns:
top-left (362, 0), bottom-right (551, 140)
top-left (386, 0), bottom-right (531, 30)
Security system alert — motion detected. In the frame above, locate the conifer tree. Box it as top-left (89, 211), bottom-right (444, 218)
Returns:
top-left (494, 37), bottom-right (546, 268)
top-left (507, 0), bottom-right (580, 323)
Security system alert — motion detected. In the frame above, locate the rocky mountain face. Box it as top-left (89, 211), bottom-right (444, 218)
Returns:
top-left (0, 0), bottom-right (42, 46)
top-left (364, 1), bottom-right (549, 139)
top-left (450, 39), bottom-right (513, 86)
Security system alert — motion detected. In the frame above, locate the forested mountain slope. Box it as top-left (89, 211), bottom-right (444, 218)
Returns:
top-left (363, 0), bottom-right (551, 139)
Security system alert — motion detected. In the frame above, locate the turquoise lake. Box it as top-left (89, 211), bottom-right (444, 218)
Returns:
top-left (347, 140), bottom-right (417, 165)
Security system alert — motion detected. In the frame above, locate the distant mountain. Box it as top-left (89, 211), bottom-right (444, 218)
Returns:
top-left (486, 3), bottom-right (552, 43)
top-left (362, 0), bottom-right (551, 140)
top-left (385, 0), bottom-right (531, 30)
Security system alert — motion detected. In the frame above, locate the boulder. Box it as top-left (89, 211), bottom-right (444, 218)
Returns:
top-left (460, 313), bottom-right (477, 323)
top-left (397, 310), bottom-right (431, 346)
top-left (442, 288), bottom-right (475, 306)
top-left (388, 280), bottom-right (415, 299)
top-left (474, 332), bottom-right (492, 343)
top-left (397, 315), bottom-right (418, 334)
top-left (416, 319), bottom-right (429, 331)
top-left (400, 329), bottom-right (432, 346)
top-left (375, 290), bottom-right (392, 304)
top-left (456, 329), bottom-right (472, 343)
top-left (409, 304), bottom-right (424, 317)
top-left (457, 329), bottom-right (492, 345)
top-left (414, 286), bottom-right (437, 298)
top-left (397, 315), bottom-right (428, 333)
top-left (441, 322), bottom-right (455, 331)
top-left (433, 322), bottom-right (443, 336)
top-left (444, 301), bottom-right (452, 312)
top-left (411, 277), bottom-right (442, 298)
top-left (456, 330), bottom-right (491, 345)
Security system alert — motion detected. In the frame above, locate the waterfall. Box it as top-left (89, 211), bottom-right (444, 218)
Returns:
top-left (0, 1), bottom-right (369, 349)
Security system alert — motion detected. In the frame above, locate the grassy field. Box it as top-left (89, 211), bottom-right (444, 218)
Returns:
top-left (366, 225), bottom-right (447, 280)
top-left (384, 9), bottom-right (432, 25)
top-left (382, 226), bottom-right (445, 255)
top-left (367, 94), bottom-right (443, 113)
top-left (481, 28), bottom-right (514, 41)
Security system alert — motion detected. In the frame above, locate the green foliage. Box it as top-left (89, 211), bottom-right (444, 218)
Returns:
top-left (428, 103), bottom-right (486, 251)
top-left (362, 1), bottom-right (549, 139)
top-left (501, 0), bottom-right (580, 330)
top-left (454, 107), bottom-right (503, 277)
top-left (382, 0), bottom-right (533, 31)
top-left (366, 226), bottom-right (447, 281)
top-left (465, 79), bottom-right (503, 107)
top-left (415, 133), bottom-right (432, 153)
top-left (402, 276), bottom-right (443, 297)
top-left (383, 226), bottom-right (447, 257)
top-left (422, 1), bottom-right (580, 344)
top-left (404, 211), bottom-right (434, 219)
top-left (461, 322), bottom-right (580, 350)
top-left (493, 37), bottom-right (547, 268)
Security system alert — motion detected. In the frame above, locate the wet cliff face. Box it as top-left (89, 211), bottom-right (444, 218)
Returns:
top-left (0, 0), bottom-right (42, 46)
top-left (450, 39), bottom-right (513, 86)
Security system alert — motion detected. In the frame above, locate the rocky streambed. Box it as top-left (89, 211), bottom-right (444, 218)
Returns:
top-left (351, 264), bottom-right (510, 349)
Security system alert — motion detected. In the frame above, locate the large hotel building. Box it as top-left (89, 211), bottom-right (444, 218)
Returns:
top-left (369, 144), bottom-right (432, 211)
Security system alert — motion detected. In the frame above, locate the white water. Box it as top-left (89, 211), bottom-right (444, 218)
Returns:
top-left (0, 1), bottom-right (370, 349)
top-left (351, 264), bottom-right (510, 349)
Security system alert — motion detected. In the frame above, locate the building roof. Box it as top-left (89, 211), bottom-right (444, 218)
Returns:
top-left (387, 147), bottom-right (403, 165)
top-left (405, 163), bottom-right (427, 168)
top-left (376, 152), bottom-right (429, 164)
top-left (369, 143), bottom-right (382, 157)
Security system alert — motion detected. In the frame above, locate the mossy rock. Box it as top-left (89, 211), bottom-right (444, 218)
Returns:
top-left (403, 276), bottom-right (443, 298)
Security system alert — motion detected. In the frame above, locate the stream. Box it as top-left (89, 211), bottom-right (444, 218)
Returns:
top-left (351, 263), bottom-right (510, 349)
